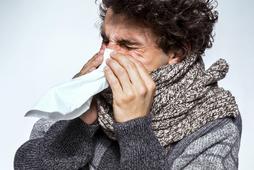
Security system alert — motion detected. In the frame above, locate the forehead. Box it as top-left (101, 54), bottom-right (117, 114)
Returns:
top-left (102, 9), bottom-right (157, 43)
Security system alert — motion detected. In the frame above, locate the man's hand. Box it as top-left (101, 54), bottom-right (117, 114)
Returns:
top-left (80, 97), bottom-right (98, 125)
top-left (73, 45), bottom-right (105, 124)
top-left (104, 52), bottom-right (156, 123)
top-left (73, 45), bottom-right (105, 79)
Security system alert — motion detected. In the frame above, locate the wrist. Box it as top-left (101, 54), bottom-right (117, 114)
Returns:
top-left (80, 96), bottom-right (98, 125)
top-left (113, 115), bottom-right (152, 138)
top-left (79, 116), bottom-right (98, 125)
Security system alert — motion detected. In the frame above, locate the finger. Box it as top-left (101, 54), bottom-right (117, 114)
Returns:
top-left (80, 53), bottom-right (103, 75)
top-left (72, 72), bottom-right (81, 79)
top-left (104, 66), bottom-right (122, 98)
top-left (106, 58), bottom-right (133, 93)
top-left (127, 56), bottom-right (156, 91)
top-left (88, 67), bottom-right (96, 73)
top-left (99, 43), bottom-right (106, 54)
top-left (111, 53), bottom-right (147, 93)
top-left (88, 52), bottom-right (99, 63)
top-left (94, 53), bottom-right (103, 68)
top-left (79, 53), bottom-right (98, 74)
top-left (91, 52), bottom-right (103, 66)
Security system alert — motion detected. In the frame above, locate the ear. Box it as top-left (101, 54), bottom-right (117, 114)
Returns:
top-left (167, 50), bottom-right (184, 64)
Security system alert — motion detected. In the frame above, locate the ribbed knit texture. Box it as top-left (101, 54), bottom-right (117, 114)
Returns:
top-left (15, 118), bottom-right (99, 169)
top-left (96, 55), bottom-right (240, 148)
top-left (14, 115), bottom-right (241, 169)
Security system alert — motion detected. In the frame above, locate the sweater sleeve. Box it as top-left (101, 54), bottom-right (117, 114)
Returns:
top-left (171, 118), bottom-right (241, 170)
top-left (113, 115), bottom-right (168, 170)
top-left (113, 115), bottom-right (241, 170)
top-left (14, 117), bottom-right (99, 170)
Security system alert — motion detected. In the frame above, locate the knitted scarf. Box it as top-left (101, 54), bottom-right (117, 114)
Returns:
top-left (95, 54), bottom-right (240, 148)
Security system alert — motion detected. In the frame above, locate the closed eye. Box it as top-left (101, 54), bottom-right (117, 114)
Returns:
top-left (119, 44), bottom-right (138, 50)
top-left (118, 40), bottom-right (139, 50)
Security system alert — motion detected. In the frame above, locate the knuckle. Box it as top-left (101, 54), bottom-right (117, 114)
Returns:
top-left (120, 93), bottom-right (135, 103)
top-left (126, 93), bottom-right (135, 100)
top-left (139, 87), bottom-right (147, 96)
top-left (126, 62), bottom-right (136, 70)
top-left (118, 68), bottom-right (127, 75)
top-left (115, 99), bottom-right (121, 106)
top-left (116, 97), bottom-right (124, 105)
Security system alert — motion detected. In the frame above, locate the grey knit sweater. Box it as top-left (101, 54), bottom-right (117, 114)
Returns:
top-left (14, 115), bottom-right (241, 170)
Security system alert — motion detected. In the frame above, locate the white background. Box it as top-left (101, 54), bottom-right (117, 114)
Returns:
top-left (0, 0), bottom-right (253, 169)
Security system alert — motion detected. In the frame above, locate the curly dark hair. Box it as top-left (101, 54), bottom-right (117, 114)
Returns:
top-left (98, 0), bottom-right (218, 56)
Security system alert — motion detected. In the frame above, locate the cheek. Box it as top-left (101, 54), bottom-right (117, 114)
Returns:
top-left (128, 50), bottom-right (154, 71)
top-left (129, 50), bottom-right (150, 64)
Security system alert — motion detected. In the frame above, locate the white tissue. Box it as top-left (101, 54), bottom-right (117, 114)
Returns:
top-left (25, 48), bottom-right (113, 120)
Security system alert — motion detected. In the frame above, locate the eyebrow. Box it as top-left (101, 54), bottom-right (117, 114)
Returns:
top-left (100, 30), bottom-right (142, 46)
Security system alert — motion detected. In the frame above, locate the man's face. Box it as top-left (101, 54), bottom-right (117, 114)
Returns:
top-left (101, 9), bottom-right (178, 73)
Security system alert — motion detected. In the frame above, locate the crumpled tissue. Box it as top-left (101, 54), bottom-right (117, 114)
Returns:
top-left (25, 48), bottom-right (113, 120)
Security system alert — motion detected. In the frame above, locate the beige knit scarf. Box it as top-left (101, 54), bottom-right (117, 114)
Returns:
top-left (95, 54), bottom-right (240, 148)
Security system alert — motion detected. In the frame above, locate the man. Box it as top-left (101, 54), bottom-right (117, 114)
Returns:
top-left (15, 0), bottom-right (241, 169)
